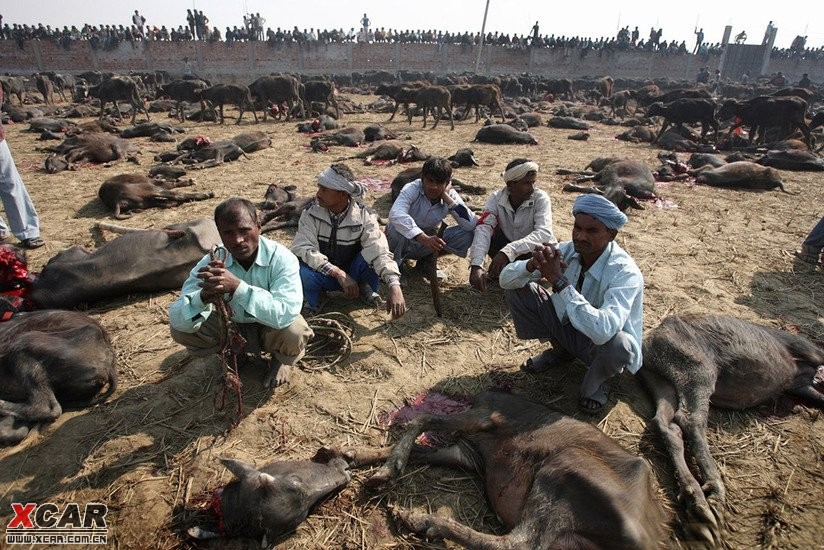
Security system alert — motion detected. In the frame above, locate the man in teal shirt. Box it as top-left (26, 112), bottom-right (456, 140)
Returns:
top-left (170, 198), bottom-right (313, 387)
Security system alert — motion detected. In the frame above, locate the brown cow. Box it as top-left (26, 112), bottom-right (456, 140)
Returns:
top-left (692, 161), bottom-right (789, 192)
top-left (43, 133), bottom-right (141, 173)
top-left (375, 81), bottom-right (429, 122)
top-left (0, 307), bottom-right (117, 445)
top-left (88, 76), bottom-right (150, 125)
top-left (597, 75), bottom-right (614, 99)
top-left (200, 84), bottom-right (259, 125)
top-left (642, 315), bottom-right (824, 546)
top-left (98, 174), bottom-right (214, 219)
top-left (35, 74), bottom-right (55, 105)
top-left (408, 86), bottom-right (454, 130)
top-left (450, 84), bottom-right (506, 123)
top-left (332, 390), bottom-right (667, 549)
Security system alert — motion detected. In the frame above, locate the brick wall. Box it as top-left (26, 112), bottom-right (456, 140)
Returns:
top-left (2, 39), bottom-right (822, 84)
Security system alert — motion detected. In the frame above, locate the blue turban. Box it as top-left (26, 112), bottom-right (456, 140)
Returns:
top-left (572, 194), bottom-right (628, 230)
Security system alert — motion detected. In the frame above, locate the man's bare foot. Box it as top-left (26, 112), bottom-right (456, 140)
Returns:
top-left (263, 361), bottom-right (290, 388)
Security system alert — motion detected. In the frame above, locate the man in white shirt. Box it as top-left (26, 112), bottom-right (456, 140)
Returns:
top-left (500, 194), bottom-right (643, 414)
top-left (386, 157), bottom-right (476, 279)
top-left (469, 158), bottom-right (555, 291)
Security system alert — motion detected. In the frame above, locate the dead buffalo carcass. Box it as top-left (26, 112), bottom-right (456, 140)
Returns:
top-left (448, 148), bottom-right (479, 168)
top-left (0, 309), bottom-right (117, 445)
top-left (119, 122), bottom-right (185, 139)
top-left (641, 315), bottom-right (824, 546)
top-left (335, 390), bottom-right (667, 549)
top-left (230, 131), bottom-right (272, 153)
top-left (258, 184), bottom-right (312, 232)
top-left (692, 161), bottom-right (790, 192)
top-left (362, 124), bottom-right (397, 142)
top-left (756, 149), bottom-right (824, 171)
top-left (98, 174), bottom-right (214, 219)
top-left (155, 140), bottom-right (249, 170)
top-left (563, 159), bottom-right (657, 210)
top-left (311, 127), bottom-right (365, 148)
top-left (30, 220), bottom-right (220, 309)
top-left (187, 454), bottom-right (350, 545)
top-left (474, 124), bottom-right (538, 145)
top-left (43, 133), bottom-right (141, 173)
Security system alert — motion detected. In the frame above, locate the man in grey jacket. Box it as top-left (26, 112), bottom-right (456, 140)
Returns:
top-left (292, 163), bottom-right (406, 318)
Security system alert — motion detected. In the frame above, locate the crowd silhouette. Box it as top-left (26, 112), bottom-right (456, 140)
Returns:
top-left (1, 13), bottom-right (822, 61)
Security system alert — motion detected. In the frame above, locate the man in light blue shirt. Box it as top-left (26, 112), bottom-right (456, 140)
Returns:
top-left (386, 157), bottom-right (477, 278)
top-left (500, 194), bottom-right (643, 414)
top-left (169, 198), bottom-right (313, 387)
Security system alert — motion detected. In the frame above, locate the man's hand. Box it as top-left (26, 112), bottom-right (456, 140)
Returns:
top-left (333, 267), bottom-right (359, 299)
top-left (386, 285), bottom-right (406, 319)
top-left (416, 233), bottom-right (446, 253)
top-left (488, 251), bottom-right (510, 278)
top-left (469, 265), bottom-right (487, 291)
top-left (441, 181), bottom-right (454, 204)
top-left (197, 260), bottom-right (242, 303)
top-left (531, 243), bottom-right (566, 283)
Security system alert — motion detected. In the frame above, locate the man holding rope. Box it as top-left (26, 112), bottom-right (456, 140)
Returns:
top-left (292, 163), bottom-right (406, 318)
top-left (169, 198), bottom-right (313, 387)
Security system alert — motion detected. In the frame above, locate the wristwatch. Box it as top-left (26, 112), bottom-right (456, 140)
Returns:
top-left (552, 276), bottom-right (570, 294)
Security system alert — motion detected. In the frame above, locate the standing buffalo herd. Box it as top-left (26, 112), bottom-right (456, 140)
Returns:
top-left (1, 68), bottom-right (823, 548)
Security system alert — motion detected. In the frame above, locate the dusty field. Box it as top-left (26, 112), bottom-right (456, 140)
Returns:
top-left (1, 98), bottom-right (823, 549)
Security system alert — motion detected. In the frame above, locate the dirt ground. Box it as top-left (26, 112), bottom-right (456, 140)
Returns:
top-left (1, 98), bottom-right (822, 549)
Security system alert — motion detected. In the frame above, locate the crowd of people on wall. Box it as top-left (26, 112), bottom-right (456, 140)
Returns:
top-left (1, 12), bottom-right (821, 60)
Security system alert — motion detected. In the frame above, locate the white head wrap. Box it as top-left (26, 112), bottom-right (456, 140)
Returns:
top-left (502, 161), bottom-right (540, 183)
top-left (317, 167), bottom-right (366, 200)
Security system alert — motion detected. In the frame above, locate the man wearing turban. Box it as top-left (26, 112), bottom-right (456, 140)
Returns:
top-left (292, 163), bottom-right (406, 319)
top-left (469, 158), bottom-right (556, 291)
top-left (500, 194), bottom-right (644, 414)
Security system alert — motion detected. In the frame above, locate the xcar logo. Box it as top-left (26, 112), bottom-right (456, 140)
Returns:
top-left (6, 502), bottom-right (108, 545)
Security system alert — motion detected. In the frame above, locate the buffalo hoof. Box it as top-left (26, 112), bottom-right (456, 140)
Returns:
top-left (393, 507), bottom-right (442, 540)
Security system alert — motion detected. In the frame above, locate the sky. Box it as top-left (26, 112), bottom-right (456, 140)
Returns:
top-left (1, 1), bottom-right (821, 50)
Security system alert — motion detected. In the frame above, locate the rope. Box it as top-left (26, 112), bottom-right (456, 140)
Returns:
top-left (303, 312), bottom-right (355, 371)
top-left (210, 245), bottom-right (245, 427)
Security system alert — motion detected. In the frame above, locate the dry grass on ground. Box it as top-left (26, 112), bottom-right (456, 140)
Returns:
top-left (1, 98), bottom-right (822, 549)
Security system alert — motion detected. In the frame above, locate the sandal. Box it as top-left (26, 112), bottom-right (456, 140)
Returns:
top-left (579, 380), bottom-right (612, 415)
top-left (794, 245), bottom-right (821, 265)
top-left (520, 348), bottom-right (573, 374)
top-left (21, 237), bottom-right (45, 249)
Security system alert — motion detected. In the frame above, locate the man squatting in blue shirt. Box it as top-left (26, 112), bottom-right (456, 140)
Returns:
top-left (500, 194), bottom-right (644, 414)
top-left (385, 157), bottom-right (477, 277)
top-left (169, 198), bottom-right (314, 388)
